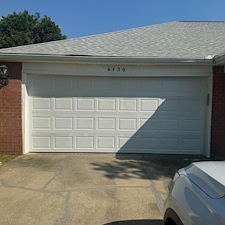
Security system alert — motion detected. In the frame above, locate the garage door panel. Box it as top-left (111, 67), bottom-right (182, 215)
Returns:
top-left (95, 77), bottom-right (118, 91)
top-left (139, 79), bottom-right (160, 92)
top-left (97, 118), bottom-right (115, 130)
top-left (182, 79), bottom-right (208, 96)
top-left (119, 99), bottom-right (137, 112)
top-left (75, 136), bottom-right (94, 149)
top-left (160, 99), bottom-right (180, 112)
top-left (140, 118), bottom-right (159, 131)
top-left (28, 75), bottom-right (207, 154)
top-left (77, 77), bottom-right (95, 92)
top-left (28, 75), bottom-right (52, 95)
top-left (54, 76), bottom-right (74, 91)
top-left (32, 136), bottom-right (51, 149)
top-left (77, 98), bottom-right (95, 111)
top-left (182, 99), bottom-right (204, 112)
top-left (159, 138), bottom-right (180, 151)
top-left (33, 98), bottom-right (51, 110)
top-left (160, 119), bottom-right (181, 131)
top-left (55, 98), bottom-right (73, 111)
top-left (181, 137), bottom-right (203, 152)
top-left (54, 136), bottom-right (73, 149)
top-left (97, 99), bottom-right (116, 111)
top-left (32, 117), bottom-right (51, 130)
top-left (77, 117), bottom-right (95, 130)
top-left (140, 99), bottom-right (160, 111)
top-left (182, 119), bottom-right (202, 132)
top-left (54, 117), bottom-right (73, 130)
top-left (118, 118), bottom-right (137, 131)
top-left (118, 137), bottom-right (137, 150)
top-left (97, 137), bottom-right (115, 149)
top-left (161, 79), bottom-right (181, 92)
top-left (138, 137), bottom-right (158, 150)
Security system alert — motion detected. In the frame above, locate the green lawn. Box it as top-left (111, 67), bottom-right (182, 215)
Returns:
top-left (0, 154), bottom-right (17, 165)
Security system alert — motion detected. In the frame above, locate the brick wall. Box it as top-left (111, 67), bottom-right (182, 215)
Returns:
top-left (211, 66), bottom-right (225, 157)
top-left (0, 62), bottom-right (23, 155)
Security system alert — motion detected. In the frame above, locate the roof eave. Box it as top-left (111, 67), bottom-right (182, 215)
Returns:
top-left (0, 53), bottom-right (213, 65)
top-left (213, 54), bottom-right (225, 65)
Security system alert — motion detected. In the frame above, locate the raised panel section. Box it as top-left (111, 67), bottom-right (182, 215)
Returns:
top-left (119, 99), bottom-right (137, 112)
top-left (77, 78), bottom-right (95, 91)
top-left (182, 100), bottom-right (201, 112)
top-left (161, 100), bottom-right (179, 112)
top-left (55, 99), bottom-right (73, 110)
top-left (119, 118), bottom-right (136, 130)
top-left (181, 138), bottom-right (201, 151)
top-left (98, 118), bottom-right (115, 130)
top-left (183, 120), bottom-right (201, 131)
top-left (33, 137), bottom-right (51, 149)
top-left (55, 137), bottom-right (73, 149)
top-left (77, 118), bottom-right (94, 130)
top-left (140, 118), bottom-right (158, 131)
top-left (98, 99), bottom-right (116, 111)
top-left (119, 137), bottom-right (136, 150)
top-left (119, 79), bottom-right (137, 91)
top-left (97, 137), bottom-right (115, 149)
top-left (182, 78), bottom-right (206, 96)
top-left (55, 117), bottom-right (73, 130)
top-left (139, 138), bottom-right (157, 150)
top-left (33, 117), bottom-right (51, 130)
top-left (160, 119), bottom-right (180, 131)
top-left (95, 77), bottom-right (117, 91)
top-left (54, 77), bottom-right (73, 90)
top-left (77, 99), bottom-right (94, 111)
top-left (160, 138), bottom-right (179, 150)
top-left (33, 98), bottom-right (50, 110)
top-left (30, 75), bottom-right (52, 93)
top-left (139, 79), bottom-right (159, 92)
top-left (161, 79), bottom-right (180, 92)
top-left (76, 137), bottom-right (94, 149)
top-left (140, 99), bottom-right (158, 112)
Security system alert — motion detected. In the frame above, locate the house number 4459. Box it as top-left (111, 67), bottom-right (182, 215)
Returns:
top-left (107, 67), bottom-right (126, 72)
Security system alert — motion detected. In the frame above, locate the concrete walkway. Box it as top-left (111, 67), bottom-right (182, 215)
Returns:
top-left (0, 154), bottom-right (203, 225)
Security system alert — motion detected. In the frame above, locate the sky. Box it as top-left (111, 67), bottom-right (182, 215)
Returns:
top-left (1, 0), bottom-right (225, 39)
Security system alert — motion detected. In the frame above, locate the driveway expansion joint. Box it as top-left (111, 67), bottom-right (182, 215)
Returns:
top-left (63, 192), bottom-right (71, 225)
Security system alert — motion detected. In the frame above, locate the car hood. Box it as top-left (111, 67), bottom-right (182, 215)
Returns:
top-left (180, 161), bottom-right (225, 199)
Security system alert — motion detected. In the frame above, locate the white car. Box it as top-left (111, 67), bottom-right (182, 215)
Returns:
top-left (163, 161), bottom-right (225, 225)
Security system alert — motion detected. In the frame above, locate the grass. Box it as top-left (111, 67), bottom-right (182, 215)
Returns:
top-left (0, 154), bottom-right (17, 165)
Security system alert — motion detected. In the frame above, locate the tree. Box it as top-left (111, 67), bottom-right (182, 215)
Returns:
top-left (0, 11), bottom-right (67, 49)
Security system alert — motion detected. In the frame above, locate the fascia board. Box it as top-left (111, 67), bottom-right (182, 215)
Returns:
top-left (0, 53), bottom-right (213, 65)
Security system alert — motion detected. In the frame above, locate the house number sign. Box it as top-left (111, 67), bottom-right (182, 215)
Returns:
top-left (107, 67), bottom-right (126, 72)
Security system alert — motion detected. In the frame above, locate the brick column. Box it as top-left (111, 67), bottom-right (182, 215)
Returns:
top-left (211, 66), bottom-right (225, 157)
top-left (0, 62), bottom-right (23, 155)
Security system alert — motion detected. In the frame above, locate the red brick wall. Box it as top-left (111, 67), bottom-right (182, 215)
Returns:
top-left (0, 62), bottom-right (23, 155)
top-left (211, 66), bottom-right (225, 157)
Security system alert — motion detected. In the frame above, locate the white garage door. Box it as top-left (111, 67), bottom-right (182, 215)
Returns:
top-left (27, 74), bottom-right (208, 154)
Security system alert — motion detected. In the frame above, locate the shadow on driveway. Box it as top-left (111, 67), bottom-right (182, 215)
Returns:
top-left (91, 154), bottom-right (205, 181)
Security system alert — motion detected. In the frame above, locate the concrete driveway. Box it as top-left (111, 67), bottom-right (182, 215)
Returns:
top-left (0, 154), bottom-right (203, 225)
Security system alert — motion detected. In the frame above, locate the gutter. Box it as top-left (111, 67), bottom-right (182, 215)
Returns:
top-left (213, 54), bottom-right (225, 65)
top-left (0, 53), bottom-right (214, 65)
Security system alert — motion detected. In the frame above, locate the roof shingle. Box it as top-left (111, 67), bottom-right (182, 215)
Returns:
top-left (1, 21), bottom-right (225, 59)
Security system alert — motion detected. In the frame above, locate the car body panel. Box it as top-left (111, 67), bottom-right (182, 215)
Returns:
top-left (180, 162), bottom-right (225, 198)
top-left (163, 161), bottom-right (225, 225)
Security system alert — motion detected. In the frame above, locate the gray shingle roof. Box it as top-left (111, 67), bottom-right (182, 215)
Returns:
top-left (1, 21), bottom-right (225, 59)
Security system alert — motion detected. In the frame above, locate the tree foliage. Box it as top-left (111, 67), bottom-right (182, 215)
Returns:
top-left (0, 11), bottom-right (67, 49)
